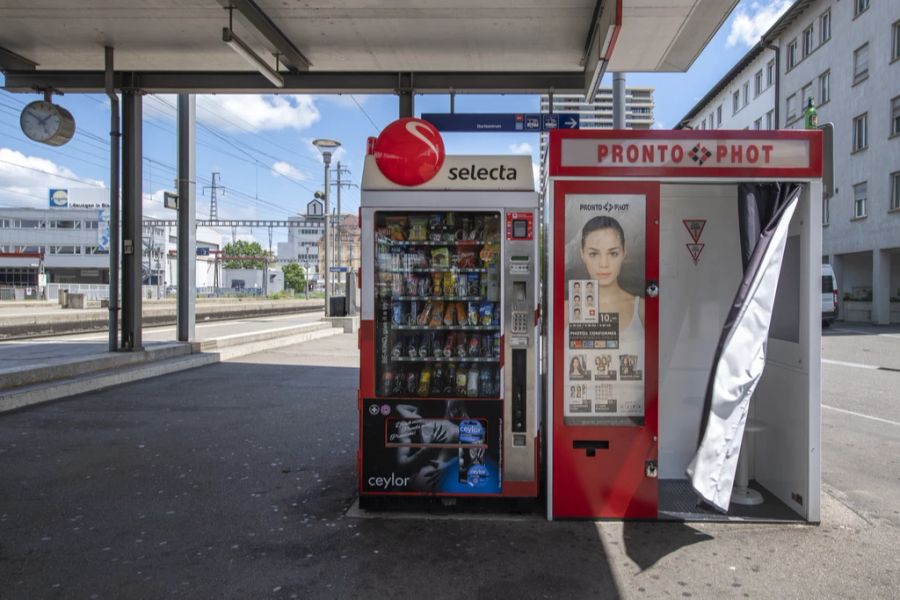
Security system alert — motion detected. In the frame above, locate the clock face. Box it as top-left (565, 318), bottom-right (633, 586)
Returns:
top-left (19, 101), bottom-right (75, 146)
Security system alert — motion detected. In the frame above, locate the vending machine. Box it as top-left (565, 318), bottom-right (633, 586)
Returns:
top-left (358, 119), bottom-right (540, 502)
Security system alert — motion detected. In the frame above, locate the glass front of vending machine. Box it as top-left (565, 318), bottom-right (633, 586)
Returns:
top-left (358, 154), bottom-right (540, 504)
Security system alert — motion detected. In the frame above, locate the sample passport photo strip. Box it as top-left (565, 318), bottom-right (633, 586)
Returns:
top-left (563, 194), bottom-right (646, 421)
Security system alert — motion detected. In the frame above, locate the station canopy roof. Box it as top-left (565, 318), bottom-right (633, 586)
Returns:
top-left (1, 0), bottom-right (738, 94)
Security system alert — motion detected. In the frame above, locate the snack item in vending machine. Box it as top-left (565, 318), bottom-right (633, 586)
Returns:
top-left (492, 306), bottom-right (501, 327)
top-left (493, 332), bottom-right (501, 357)
top-left (407, 335), bottom-right (419, 358)
top-left (405, 274), bottom-right (417, 295)
top-left (386, 215), bottom-right (407, 241)
top-left (479, 301), bottom-right (494, 326)
top-left (443, 302), bottom-right (455, 326)
top-left (467, 301), bottom-right (480, 326)
top-left (481, 334), bottom-right (493, 358)
top-left (431, 272), bottom-right (443, 296)
top-left (443, 272), bottom-right (455, 297)
top-left (457, 248), bottom-right (477, 268)
top-left (391, 301), bottom-right (404, 326)
top-left (467, 366), bottom-right (480, 397)
top-left (460, 217), bottom-right (473, 240)
top-left (467, 272), bottom-right (481, 297)
top-left (456, 273), bottom-right (469, 298)
top-left (391, 339), bottom-right (405, 359)
top-left (408, 216), bottom-right (428, 241)
top-left (455, 302), bottom-right (466, 326)
top-left (417, 301), bottom-right (432, 326)
top-left (408, 300), bottom-right (419, 325)
top-left (455, 365), bottom-right (468, 396)
top-left (429, 301), bottom-right (445, 328)
top-left (416, 366), bottom-right (431, 396)
top-left (431, 247), bottom-right (450, 269)
top-left (392, 273), bottom-right (404, 297)
top-left (418, 276), bottom-right (430, 297)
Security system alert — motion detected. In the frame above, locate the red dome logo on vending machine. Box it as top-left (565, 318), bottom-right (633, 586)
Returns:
top-left (372, 118), bottom-right (445, 186)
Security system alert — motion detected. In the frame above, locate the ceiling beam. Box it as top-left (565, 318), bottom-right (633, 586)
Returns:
top-left (221, 0), bottom-right (311, 71)
top-left (2, 70), bottom-right (584, 95)
top-left (582, 0), bottom-right (621, 102)
top-left (0, 46), bottom-right (37, 72)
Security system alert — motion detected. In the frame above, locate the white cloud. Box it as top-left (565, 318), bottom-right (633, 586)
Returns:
top-left (509, 142), bottom-right (534, 155)
top-left (727, 0), bottom-right (792, 49)
top-left (271, 160), bottom-right (308, 182)
top-left (146, 94), bottom-right (321, 132)
top-left (651, 121), bottom-right (668, 130)
top-left (0, 147), bottom-right (105, 208)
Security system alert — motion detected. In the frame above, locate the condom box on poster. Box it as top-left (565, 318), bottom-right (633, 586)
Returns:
top-left (362, 399), bottom-right (502, 494)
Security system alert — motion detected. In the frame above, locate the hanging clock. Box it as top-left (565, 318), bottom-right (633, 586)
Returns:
top-left (19, 100), bottom-right (76, 146)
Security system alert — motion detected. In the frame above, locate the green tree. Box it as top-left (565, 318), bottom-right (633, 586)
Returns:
top-left (282, 263), bottom-right (306, 293)
top-left (223, 240), bottom-right (266, 269)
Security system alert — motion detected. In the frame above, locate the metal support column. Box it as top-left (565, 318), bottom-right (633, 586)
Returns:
top-left (121, 91), bottom-right (143, 351)
top-left (177, 94), bottom-right (196, 342)
top-left (105, 47), bottom-right (120, 351)
top-left (612, 72), bottom-right (626, 129)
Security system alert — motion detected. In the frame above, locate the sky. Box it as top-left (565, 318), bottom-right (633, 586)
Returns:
top-left (0, 0), bottom-right (792, 251)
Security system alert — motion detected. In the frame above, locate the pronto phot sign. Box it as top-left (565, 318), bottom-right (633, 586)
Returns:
top-left (549, 130), bottom-right (822, 179)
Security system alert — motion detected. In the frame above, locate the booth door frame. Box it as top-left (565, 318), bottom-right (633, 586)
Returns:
top-left (549, 180), bottom-right (660, 519)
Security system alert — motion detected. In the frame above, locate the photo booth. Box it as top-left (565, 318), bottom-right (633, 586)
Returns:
top-left (545, 130), bottom-right (823, 522)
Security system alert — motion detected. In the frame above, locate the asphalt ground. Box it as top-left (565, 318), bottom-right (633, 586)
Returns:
top-left (0, 329), bottom-right (898, 599)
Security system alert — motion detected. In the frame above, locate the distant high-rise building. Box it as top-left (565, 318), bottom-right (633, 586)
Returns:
top-left (538, 89), bottom-right (655, 188)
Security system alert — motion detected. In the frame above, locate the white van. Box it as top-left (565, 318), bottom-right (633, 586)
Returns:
top-left (822, 264), bottom-right (838, 326)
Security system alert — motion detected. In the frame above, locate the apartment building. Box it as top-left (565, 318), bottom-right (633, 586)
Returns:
top-left (678, 0), bottom-right (900, 323)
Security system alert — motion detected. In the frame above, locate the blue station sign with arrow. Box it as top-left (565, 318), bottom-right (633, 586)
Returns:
top-left (421, 113), bottom-right (580, 133)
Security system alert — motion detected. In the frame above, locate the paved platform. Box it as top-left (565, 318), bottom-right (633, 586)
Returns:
top-left (0, 334), bottom-right (898, 599)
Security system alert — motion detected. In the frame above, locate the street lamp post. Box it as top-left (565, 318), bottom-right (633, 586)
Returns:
top-left (312, 138), bottom-right (341, 316)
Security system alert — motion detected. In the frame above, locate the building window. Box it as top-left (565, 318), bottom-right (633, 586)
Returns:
top-left (853, 43), bottom-right (869, 83)
top-left (853, 182), bottom-right (867, 218)
top-left (767, 59), bottom-right (775, 87)
top-left (788, 39), bottom-right (798, 69)
top-left (743, 82), bottom-right (749, 107)
top-left (717, 104), bottom-right (722, 126)
top-left (891, 171), bottom-right (900, 211)
top-left (733, 90), bottom-right (740, 115)
top-left (766, 109), bottom-right (774, 129)
top-left (801, 82), bottom-right (813, 106)
top-left (854, 0), bottom-right (869, 18)
top-left (820, 11), bottom-right (831, 44)
top-left (787, 93), bottom-right (798, 122)
top-left (823, 196), bottom-right (830, 225)
top-left (894, 20), bottom-right (900, 62)
top-left (892, 96), bottom-right (900, 136)
top-left (803, 26), bottom-right (814, 58)
top-left (819, 70), bottom-right (831, 105)
top-left (853, 113), bottom-right (868, 151)
top-left (754, 118), bottom-right (762, 130)
top-left (754, 70), bottom-right (763, 97)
